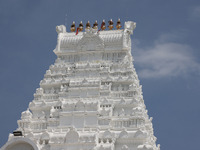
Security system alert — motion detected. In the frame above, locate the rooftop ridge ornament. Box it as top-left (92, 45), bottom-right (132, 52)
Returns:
top-left (92, 20), bottom-right (98, 29)
top-left (97, 20), bottom-right (106, 33)
top-left (84, 27), bottom-right (99, 36)
top-left (86, 21), bottom-right (90, 29)
top-left (70, 21), bottom-right (76, 32)
top-left (70, 19), bottom-right (124, 33)
top-left (76, 21), bottom-right (83, 35)
top-left (56, 25), bottom-right (66, 34)
top-left (108, 19), bottom-right (114, 30)
top-left (116, 18), bottom-right (121, 30)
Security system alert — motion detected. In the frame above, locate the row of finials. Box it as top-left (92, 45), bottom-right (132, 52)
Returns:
top-left (71, 19), bottom-right (122, 32)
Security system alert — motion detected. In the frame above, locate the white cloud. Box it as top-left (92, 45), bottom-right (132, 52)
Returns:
top-left (132, 34), bottom-right (200, 78)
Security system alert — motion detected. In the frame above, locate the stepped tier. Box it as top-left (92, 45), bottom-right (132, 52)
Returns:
top-left (1, 21), bottom-right (160, 150)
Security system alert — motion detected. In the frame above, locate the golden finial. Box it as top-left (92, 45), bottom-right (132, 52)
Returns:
top-left (93, 20), bottom-right (98, 29)
top-left (116, 18), bottom-right (121, 30)
top-left (78, 21), bottom-right (83, 32)
top-left (101, 20), bottom-right (106, 31)
top-left (86, 21), bottom-right (90, 29)
top-left (108, 19), bottom-right (113, 30)
top-left (70, 21), bottom-right (76, 32)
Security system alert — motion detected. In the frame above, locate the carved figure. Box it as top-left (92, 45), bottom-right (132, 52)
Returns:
top-left (119, 108), bottom-right (125, 116)
top-left (124, 21), bottom-right (136, 34)
top-left (46, 70), bottom-right (51, 75)
top-left (118, 84), bottom-right (122, 91)
top-left (100, 107), bottom-right (110, 116)
top-left (121, 145), bottom-right (130, 150)
top-left (56, 25), bottom-right (66, 34)
top-left (50, 106), bottom-right (59, 118)
top-left (137, 144), bottom-right (153, 150)
top-left (129, 83), bottom-right (136, 90)
top-left (21, 109), bottom-right (32, 119)
top-left (39, 111), bottom-right (45, 119)
top-left (60, 85), bottom-right (64, 92)
top-left (50, 87), bottom-right (55, 94)
top-left (36, 88), bottom-right (43, 94)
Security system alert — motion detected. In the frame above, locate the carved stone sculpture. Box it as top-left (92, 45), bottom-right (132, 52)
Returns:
top-left (56, 25), bottom-right (66, 34)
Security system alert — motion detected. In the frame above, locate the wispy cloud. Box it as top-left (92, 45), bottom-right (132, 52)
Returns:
top-left (189, 5), bottom-right (200, 21)
top-left (132, 34), bottom-right (200, 78)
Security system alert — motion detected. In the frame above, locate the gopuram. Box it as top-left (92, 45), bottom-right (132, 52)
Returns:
top-left (1, 19), bottom-right (160, 150)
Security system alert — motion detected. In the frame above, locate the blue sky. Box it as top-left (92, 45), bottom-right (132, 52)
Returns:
top-left (0, 0), bottom-right (200, 149)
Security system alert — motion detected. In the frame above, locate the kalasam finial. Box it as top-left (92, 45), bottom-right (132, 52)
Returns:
top-left (93, 20), bottom-right (98, 29)
top-left (78, 21), bottom-right (83, 32)
top-left (116, 18), bottom-right (121, 30)
top-left (86, 21), bottom-right (90, 29)
top-left (101, 20), bottom-right (106, 31)
top-left (108, 19), bottom-right (113, 30)
top-left (70, 21), bottom-right (76, 32)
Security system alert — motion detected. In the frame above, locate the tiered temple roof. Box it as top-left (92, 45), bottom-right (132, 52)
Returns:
top-left (1, 21), bottom-right (160, 150)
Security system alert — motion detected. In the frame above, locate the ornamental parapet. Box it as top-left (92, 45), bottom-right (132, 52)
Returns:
top-left (54, 21), bottom-right (136, 55)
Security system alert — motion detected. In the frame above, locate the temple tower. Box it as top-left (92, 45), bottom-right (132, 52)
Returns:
top-left (1, 20), bottom-right (160, 150)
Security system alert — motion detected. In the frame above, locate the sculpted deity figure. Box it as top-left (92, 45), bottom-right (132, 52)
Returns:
top-left (63, 85), bottom-right (68, 91)
top-left (60, 85), bottom-right (64, 92)
top-left (46, 70), bottom-right (51, 75)
top-left (50, 87), bottom-right (55, 94)
top-left (21, 109), bottom-right (32, 119)
top-left (60, 85), bottom-right (68, 92)
top-left (39, 111), bottom-right (45, 119)
top-left (100, 107), bottom-right (110, 116)
top-left (36, 88), bottom-right (43, 94)
top-left (113, 86), bottom-right (117, 91)
top-left (50, 106), bottom-right (59, 118)
top-left (121, 145), bottom-right (130, 150)
top-left (119, 108), bottom-right (125, 116)
top-left (129, 83), bottom-right (136, 91)
top-left (123, 55), bottom-right (129, 63)
top-left (118, 84), bottom-right (122, 91)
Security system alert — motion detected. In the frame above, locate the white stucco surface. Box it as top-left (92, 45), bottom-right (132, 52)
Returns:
top-left (1, 21), bottom-right (160, 150)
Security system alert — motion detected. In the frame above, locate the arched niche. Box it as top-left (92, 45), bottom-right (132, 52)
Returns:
top-left (103, 129), bottom-right (112, 138)
top-left (119, 98), bottom-right (126, 104)
top-left (1, 137), bottom-right (38, 150)
top-left (65, 127), bottom-right (79, 143)
top-left (26, 133), bottom-right (34, 141)
top-left (40, 132), bottom-right (50, 144)
top-left (134, 130), bottom-right (144, 138)
top-left (102, 99), bottom-right (109, 104)
top-left (119, 130), bottom-right (128, 138)
top-left (75, 101), bottom-right (84, 111)
top-left (121, 145), bottom-right (130, 150)
top-left (99, 145), bottom-right (105, 150)
top-left (137, 144), bottom-right (153, 150)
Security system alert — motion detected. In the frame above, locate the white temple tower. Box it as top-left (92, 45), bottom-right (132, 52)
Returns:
top-left (1, 20), bottom-right (160, 150)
